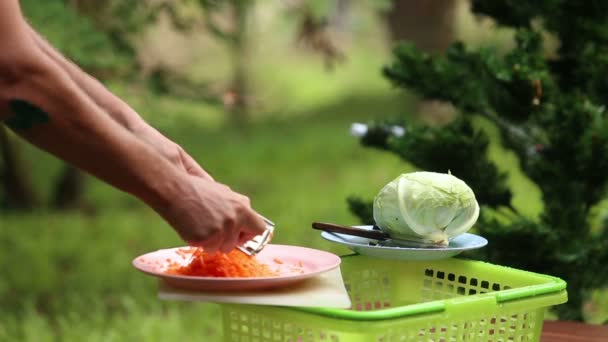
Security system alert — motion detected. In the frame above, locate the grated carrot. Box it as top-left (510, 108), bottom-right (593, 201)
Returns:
top-left (166, 248), bottom-right (278, 278)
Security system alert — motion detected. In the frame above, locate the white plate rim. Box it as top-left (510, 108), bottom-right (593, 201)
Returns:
top-left (321, 226), bottom-right (487, 252)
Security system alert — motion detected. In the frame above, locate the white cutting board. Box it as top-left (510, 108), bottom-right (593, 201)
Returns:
top-left (158, 267), bottom-right (352, 308)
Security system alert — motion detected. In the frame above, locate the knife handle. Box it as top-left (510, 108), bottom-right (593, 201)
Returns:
top-left (312, 222), bottom-right (389, 240)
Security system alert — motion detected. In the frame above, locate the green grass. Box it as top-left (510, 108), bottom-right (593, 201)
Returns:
top-left (0, 211), bottom-right (225, 341)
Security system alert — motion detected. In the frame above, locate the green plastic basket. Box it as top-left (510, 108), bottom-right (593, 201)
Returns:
top-left (221, 255), bottom-right (567, 341)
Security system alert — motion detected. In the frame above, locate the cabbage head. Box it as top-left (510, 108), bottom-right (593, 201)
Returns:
top-left (373, 171), bottom-right (479, 247)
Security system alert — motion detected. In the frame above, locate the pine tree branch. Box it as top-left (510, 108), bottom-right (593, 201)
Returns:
top-left (384, 29), bottom-right (552, 124)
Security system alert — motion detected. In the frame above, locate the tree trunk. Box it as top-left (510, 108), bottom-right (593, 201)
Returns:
top-left (227, 0), bottom-right (252, 127)
top-left (51, 165), bottom-right (86, 210)
top-left (383, 0), bottom-right (459, 53)
top-left (383, 0), bottom-right (460, 125)
top-left (229, 45), bottom-right (249, 126)
top-left (0, 127), bottom-right (39, 210)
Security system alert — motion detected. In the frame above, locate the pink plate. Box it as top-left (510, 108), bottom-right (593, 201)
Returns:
top-left (132, 244), bottom-right (341, 291)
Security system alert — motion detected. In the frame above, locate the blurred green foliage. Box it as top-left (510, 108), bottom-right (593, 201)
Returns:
top-left (20, 0), bottom-right (125, 75)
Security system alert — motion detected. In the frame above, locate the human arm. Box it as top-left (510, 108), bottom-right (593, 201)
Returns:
top-left (25, 23), bottom-right (211, 179)
top-left (0, 0), bottom-right (265, 252)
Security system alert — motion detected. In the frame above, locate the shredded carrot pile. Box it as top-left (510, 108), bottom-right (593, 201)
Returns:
top-left (166, 248), bottom-right (278, 278)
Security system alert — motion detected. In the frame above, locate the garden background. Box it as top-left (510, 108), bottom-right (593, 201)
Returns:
top-left (1, 1), bottom-right (606, 340)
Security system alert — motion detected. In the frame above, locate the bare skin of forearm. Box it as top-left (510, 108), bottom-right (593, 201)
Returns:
top-left (1, 57), bottom-right (181, 210)
top-left (1, 58), bottom-right (265, 250)
top-left (26, 24), bottom-right (143, 131)
top-left (26, 25), bottom-right (212, 179)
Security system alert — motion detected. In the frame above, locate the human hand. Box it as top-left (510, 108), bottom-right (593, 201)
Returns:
top-left (135, 124), bottom-right (213, 180)
top-left (155, 174), bottom-right (267, 254)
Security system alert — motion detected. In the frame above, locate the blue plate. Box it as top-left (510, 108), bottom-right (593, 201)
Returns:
top-left (321, 225), bottom-right (487, 261)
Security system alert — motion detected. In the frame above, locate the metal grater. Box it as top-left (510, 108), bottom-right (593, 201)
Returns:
top-left (236, 216), bottom-right (275, 256)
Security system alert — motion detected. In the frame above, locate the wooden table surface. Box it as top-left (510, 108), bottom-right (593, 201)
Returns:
top-left (541, 321), bottom-right (608, 341)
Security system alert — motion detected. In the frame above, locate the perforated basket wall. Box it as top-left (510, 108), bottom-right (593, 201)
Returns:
top-left (221, 255), bottom-right (567, 342)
